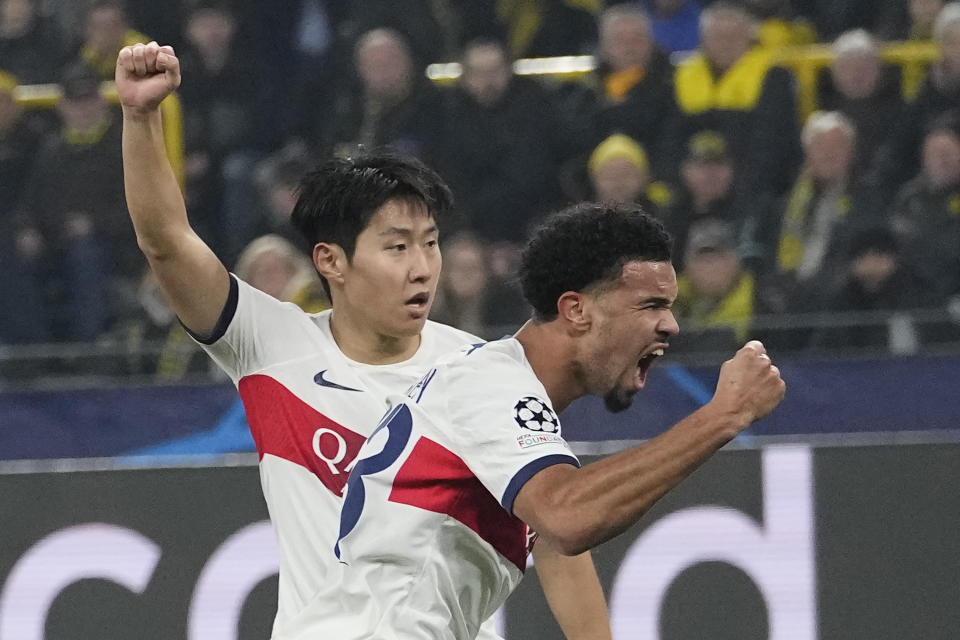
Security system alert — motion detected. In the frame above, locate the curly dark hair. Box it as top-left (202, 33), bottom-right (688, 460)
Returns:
top-left (520, 203), bottom-right (672, 320)
top-left (290, 151), bottom-right (454, 296)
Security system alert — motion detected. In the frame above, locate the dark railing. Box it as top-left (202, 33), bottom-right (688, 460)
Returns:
top-left (2, 304), bottom-right (959, 390)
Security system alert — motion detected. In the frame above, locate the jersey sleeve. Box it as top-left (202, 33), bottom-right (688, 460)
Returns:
top-left (438, 354), bottom-right (580, 516)
top-left (186, 275), bottom-right (318, 382)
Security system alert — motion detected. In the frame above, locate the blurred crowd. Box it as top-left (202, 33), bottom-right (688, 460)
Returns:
top-left (2, 0), bottom-right (960, 380)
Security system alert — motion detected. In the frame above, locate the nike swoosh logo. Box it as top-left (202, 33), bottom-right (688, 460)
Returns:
top-left (314, 370), bottom-right (363, 392)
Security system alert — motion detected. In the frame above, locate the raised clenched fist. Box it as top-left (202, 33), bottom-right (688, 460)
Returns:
top-left (115, 41), bottom-right (181, 114)
top-left (712, 340), bottom-right (786, 427)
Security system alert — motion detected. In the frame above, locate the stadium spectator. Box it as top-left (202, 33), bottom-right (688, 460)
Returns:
top-left (872, 3), bottom-right (960, 195)
top-left (17, 62), bottom-right (132, 341)
top-left (0, 71), bottom-right (49, 344)
top-left (585, 133), bottom-right (668, 218)
top-left (249, 143), bottom-right (315, 249)
top-left (496, 0), bottom-right (599, 58)
top-left (889, 116), bottom-right (960, 296)
top-left (0, 70), bottom-right (45, 217)
top-left (178, 0), bottom-right (282, 263)
top-left (671, 218), bottom-right (761, 353)
top-left (819, 30), bottom-right (906, 178)
top-left (668, 2), bottom-right (800, 198)
top-left (438, 37), bottom-right (560, 241)
top-left (233, 234), bottom-right (330, 313)
top-left (661, 131), bottom-right (744, 270)
top-left (114, 268), bottom-right (207, 380)
top-left (743, 0), bottom-right (817, 48)
top-left (877, 0), bottom-right (945, 41)
top-left (773, 111), bottom-right (880, 287)
top-left (310, 28), bottom-right (445, 162)
top-left (80, 1), bottom-right (148, 79)
top-left (0, 0), bottom-right (69, 84)
top-left (635, 0), bottom-right (702, 54)
top-left (559, 5), bottom-right (676, 163)
top-left (345, 0), bottom-right (500, 68)
top-left (808, 226), bottom-right (932, 351)
top-left (429, 233), bottom-right (528, 338)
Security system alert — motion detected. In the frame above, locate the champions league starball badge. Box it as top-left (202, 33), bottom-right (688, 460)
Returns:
top-left (513, 396), bottom-right (560, 433)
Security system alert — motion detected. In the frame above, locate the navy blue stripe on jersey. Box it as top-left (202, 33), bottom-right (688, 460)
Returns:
top-left (335, 404), bottom-right (414, 561)
top-left (501, 454), bottom-right (580, 515)
top-left (184, 274), bottom-right (240, 345)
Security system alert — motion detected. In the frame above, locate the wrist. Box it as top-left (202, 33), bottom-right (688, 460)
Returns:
top-left (698, 401), bottom-right (753, 440)
top-left (121, 104), bottom-right (162, 122)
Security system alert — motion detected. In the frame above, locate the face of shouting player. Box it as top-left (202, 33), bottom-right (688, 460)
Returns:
top-left (579, 260), bottom-right (679, 412)
top-left (335, 198), bottom-right (441, 341)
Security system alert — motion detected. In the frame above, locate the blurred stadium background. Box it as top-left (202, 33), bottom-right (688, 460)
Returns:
top-left (2, 0), bottom-right (960, 638)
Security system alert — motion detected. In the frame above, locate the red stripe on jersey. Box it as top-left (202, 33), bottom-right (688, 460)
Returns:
top-left (238, 374), bottom-right (366, 497)
top-left (388, 437), bottom-right (529, 572)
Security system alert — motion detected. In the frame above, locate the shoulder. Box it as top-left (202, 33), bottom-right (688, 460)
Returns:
top-left (422, 319), bottom-right (481, 349)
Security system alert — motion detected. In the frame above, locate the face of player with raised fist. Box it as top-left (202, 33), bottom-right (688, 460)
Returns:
top-left (582, 260), bottom-right (679, 412)
top-left (338, 198), bottom-right (441, 339)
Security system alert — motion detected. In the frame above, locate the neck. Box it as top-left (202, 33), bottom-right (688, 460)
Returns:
top-left (328, 306), bottom-right (421, 365)
top-left (514, 320), bottom-right (584, 413)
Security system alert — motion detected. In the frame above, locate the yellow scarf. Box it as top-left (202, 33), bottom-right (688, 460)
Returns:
top-left (605, 67), bottom-right (645, 102)
top-left (777, 173), bottom-right (851, 272)
top-left (674, 45), bottom-right (773, 114)
top-left (676, 271), bottom-right (755, 341)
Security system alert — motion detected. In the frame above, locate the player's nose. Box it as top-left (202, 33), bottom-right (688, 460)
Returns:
top-left (408, 246), bottom-right (432, 282)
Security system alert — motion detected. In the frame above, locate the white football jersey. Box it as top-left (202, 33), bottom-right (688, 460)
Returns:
top-left (282, 339), bottom-right (580, 640)
top-left (195, 276), bottom-right (488, 638)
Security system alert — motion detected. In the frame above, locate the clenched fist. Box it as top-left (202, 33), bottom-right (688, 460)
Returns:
top-left (711, 340), bottom-right (786, 428)
top-left (115, 41), bottom-right (181, 115)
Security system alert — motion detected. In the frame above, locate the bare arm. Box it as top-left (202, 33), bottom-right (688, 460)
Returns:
top-left (533, 542), bottom-right (611, 640)
top-left (118, 42), bottom-right (229, 336)
top-left (514, 341), bottom-right (786, 556)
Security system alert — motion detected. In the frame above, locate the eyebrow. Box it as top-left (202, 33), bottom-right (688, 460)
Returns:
top-left (639, 296), bottom-right (673, 306)
top-left (379, 225), bottom-right (439, 237)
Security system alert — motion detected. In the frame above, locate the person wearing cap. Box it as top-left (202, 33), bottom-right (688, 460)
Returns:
top-left (587, 133), bottom-right (671, 215)
top-left (662, 130), bottom-right (745, 270)
top-left (671, 218), bottom-right (766, 354)
top-left (889, 114), bottom-right (960, 297)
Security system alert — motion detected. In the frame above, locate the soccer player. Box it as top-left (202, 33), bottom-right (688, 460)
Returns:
top-left (293, 204), bottom-right (787, 639)
top-left (116, 43), bottom-right (611, 638)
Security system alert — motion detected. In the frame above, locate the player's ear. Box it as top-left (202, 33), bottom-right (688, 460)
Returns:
top-left (557, 291), bottom-right (591, 333)
top-left (313, 242), bottom-right (346, 287)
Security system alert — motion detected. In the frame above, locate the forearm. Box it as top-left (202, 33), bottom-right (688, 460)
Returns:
top-left (528, 403), bottom-right (747, 555)
top-left (121, 107), bottom-right (191, 259)
top-left (121, 105), bottom-right (228, 334)
top-left (533, 542), bottom-right (611, 640)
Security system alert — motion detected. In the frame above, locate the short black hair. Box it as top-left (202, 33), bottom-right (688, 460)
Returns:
top-left (290, 151), bottom-right (454, 296)
top-left (520, 202), bottom-right (672, 320)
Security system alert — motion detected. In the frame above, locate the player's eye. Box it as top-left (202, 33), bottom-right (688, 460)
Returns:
top-left (426, 239), bottom-right (438, 248)
top-left (389, 243), bottom-right (407, 252)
